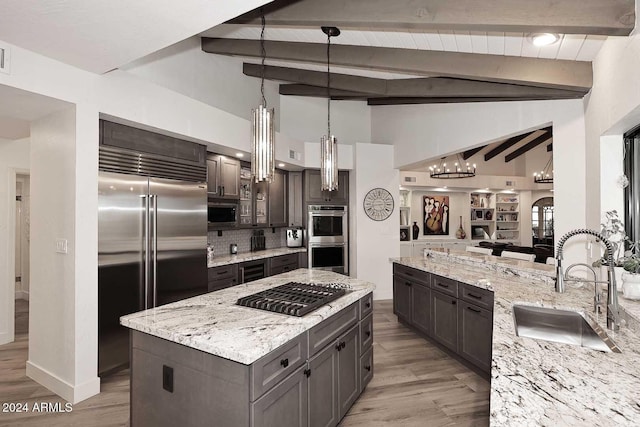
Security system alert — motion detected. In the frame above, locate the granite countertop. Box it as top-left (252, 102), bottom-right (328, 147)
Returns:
top-left (208, 247), bottom-right (306, 268)
top-left (120, 269), bottom-right (374, 365)
top-left (391, 251), bottom-right (640, 426)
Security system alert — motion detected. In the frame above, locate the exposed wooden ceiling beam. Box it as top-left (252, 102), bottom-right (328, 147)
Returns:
top-left (484, 130), bottom-right (542, 161)
top-left (202, 38), bottom-right (592, 91)
top-left (547, 143), bottom-right (553, 152)
top-left (505, 131), bottom-right (553, 162)
top-left (462, 146), bottom-right (487, 161)
top-left (245, 63), bottom-right (586, 100)
top-left (366, 97), bottom-right (574, 105)
top-left (230, 0), bottom-right (634, 36)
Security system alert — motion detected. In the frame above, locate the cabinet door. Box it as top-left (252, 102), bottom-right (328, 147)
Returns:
top-left (254, 180), bottom-right (269, 225)
top-left (288, 171), bottom-right (303, 227)
top-left (359, 346), bottom-right (373, 393)
top-left (431, 290), bottom-right (458, 352)
top-left (304, 170), bottom-right (325, 203)
top-left (308, 344), bottom-right (338, 427)
top-left (393, 276), bottom-right (412, 322)
top-left (328, 171), bottom-right (349, 204)
top-left (219, 157), bottom-right (240, 199)
top-left (251, 365), bottom-right (308, 427)
top-left (337, 325), bottom-right (359, 420)
top-left (458, 302), bottom-right (493, 373)
top-left (207, 157), bottom-right (220, 196)
top-left (411, 282), bottom-right (431, 335)
top-left (269, 169), bottom-right (288, 227)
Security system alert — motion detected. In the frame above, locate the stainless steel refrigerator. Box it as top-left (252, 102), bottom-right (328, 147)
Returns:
top-left (98, 171), bottom-right (208, 376)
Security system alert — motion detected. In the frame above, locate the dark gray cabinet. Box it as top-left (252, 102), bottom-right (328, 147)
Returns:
top-left (239, 259), bottom-right (267, 284)
top-left (458, 302), bottom-right (493, 373)
top-left (251, 365), bottom-right (309, 427)
top-left (304, 170), bottom-right (349, 205)
top-left (431, 290), bottom-right (459, 352)
top-left (307, 324), bottom-right (359, 426)
top-left (392, 276), bottom-right (412, 322)
top-left (411, 282), bottom-right (431, 335)
top-left (253, 180), bottom-right (269, 226)
top-left (268, 254), bottom-right (299, 276)
top-left (207, 155), bottom-right (240, 199)
top-left (268, 169), bottom-right (288, 227)
top-left (208, 264), bottom-right (238, 292)
top-left (288, 171), bottom-right (303, 227)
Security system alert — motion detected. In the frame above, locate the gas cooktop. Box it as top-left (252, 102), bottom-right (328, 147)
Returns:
top-left (236, 282), bottom-right (348, 317)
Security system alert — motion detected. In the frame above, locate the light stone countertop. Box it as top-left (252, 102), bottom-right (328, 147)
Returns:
top-left (120, 269), bottom-right (374, 365)
top-left (391, 251), bottom-right (640, 426)
top-left (208, 247), bottom-right (306, 268)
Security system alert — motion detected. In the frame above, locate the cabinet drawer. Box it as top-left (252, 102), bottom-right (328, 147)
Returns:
top-left (251, 365), bottom-right (308, 427)
top-left (270, 254), bottom-right (298, 269)
top-left (208, 264), bottom-right (238, 281)
top-left (430, 274), bottom-right (458, 298)
top-left (359, 313), bottom-right (373, 354)
top-left (208, 276), bottom-right (238, 292)
top-left (308, 302), bottom-right (358, 356)
top-left (460, 283), bottom-right (494, 311)
top-left (251, 333), bottom-right (308, 401)
top-left (269, 263), bottom-right (297, 276)
top-left (359, 347), bottom-right (373, 393)
top-left (360, 293), bottom-right (373, 319)
top-left (393, 263), bottom-right (430, 286)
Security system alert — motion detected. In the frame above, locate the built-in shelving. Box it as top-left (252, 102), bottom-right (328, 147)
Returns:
top-left (495, 193), bottom-right (520, 241)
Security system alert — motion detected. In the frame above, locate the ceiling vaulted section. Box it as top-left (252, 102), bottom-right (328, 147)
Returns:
top-left (202, 0), bottom-right (635, 104)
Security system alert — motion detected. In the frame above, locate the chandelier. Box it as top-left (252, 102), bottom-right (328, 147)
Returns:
top-left (533, 156), bottom-right (553, 184)
top-left (320, 26), bottom-right (340, 191)
top-left (429, 154), bottom-right (476, 179)
top-left (251, 14), bottom-right (275, 183)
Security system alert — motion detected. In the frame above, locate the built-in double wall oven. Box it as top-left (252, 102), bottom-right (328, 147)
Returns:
top-left (308, 205), bottom-right (348, 274)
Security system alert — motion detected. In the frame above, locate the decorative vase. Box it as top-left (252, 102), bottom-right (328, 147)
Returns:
top-left (412, 222), bottom-right (419, 240)
top-left (455, 216), bottom-right (466, 239)
top-left (622, 272), bottom-right (640, 300)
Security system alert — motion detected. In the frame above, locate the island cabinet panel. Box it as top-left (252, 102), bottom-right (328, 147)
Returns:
top-left (458, 302), bottom-right (493, 373)
top-left (359, 313), bottom-right (373, 354)
top-left (460, 283), bottom-right (494, 311)
top-left (308, 341), bottom-right (339, 427)
top-left (308, 302), bottom-right (358, 356)
top-left (431, 290), bottom-right (459, 352)
top-left (359, 346), bottom-right (373, 393)
top-left (208, 264), bottom-right (238, 292)
top-left (251, 333), bottom-right (309, 400)
top-left (393, 263), bottom-right (430, 286)
top-left (411, 282), bottom-right (431, 335)
top-left (360, 293), bottom-right (373, 318)
top-left (252, 365), bottom-right (308, 427)
top-left (431, 274), bottom-right (458, 298)
top-left (392, 275), bottom-right (412, 322)
top-left (337, 325), bottom-right (360, 419)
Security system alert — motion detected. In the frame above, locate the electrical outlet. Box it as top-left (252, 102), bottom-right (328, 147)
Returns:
top-left (55, 238), bottom-right (68, 254)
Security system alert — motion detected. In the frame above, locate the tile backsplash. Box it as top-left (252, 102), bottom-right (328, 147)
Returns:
top-left (208, 228), bottom-right (287, 255)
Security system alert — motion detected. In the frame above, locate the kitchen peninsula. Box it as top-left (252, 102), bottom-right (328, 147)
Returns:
top-left (121, 269), bottom-right (374, 427)
top-left (392, 250), bottom-right (640, 426)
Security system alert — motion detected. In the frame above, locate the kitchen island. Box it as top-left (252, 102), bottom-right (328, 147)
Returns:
top-left (392, 250), bottom-right (640, 426)
top-left (121, 269), bottom-right (374, 427)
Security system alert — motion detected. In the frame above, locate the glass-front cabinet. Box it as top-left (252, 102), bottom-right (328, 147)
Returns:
top-left (239, 166), bottom-right (253, 226)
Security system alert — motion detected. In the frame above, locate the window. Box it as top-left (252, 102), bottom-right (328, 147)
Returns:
top-left (624, 126), bottom-right (640, 244)
top-left (532, 197), bottom-right (554, 245)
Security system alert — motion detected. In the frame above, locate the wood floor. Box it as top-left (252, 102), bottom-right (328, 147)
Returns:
top-left (0, 299), bottom-right (489, 426)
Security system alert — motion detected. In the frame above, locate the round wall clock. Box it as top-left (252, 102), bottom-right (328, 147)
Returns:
top-left (363, 188), bottom-right (394, 221)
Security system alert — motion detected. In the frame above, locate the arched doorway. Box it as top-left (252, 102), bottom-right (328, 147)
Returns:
top-left (532, 197), bottom-right (554, 246)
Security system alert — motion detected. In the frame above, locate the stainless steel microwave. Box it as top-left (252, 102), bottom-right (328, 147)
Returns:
top-left (207, 202), bottom-right (238, 228)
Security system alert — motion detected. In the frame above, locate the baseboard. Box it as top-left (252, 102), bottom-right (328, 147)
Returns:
top-left (26, 361), bottom-right (101, 404)
top-left (0, 331), bottom-right (13, 345)
top-left (14, 290), bottom-right (29, 301)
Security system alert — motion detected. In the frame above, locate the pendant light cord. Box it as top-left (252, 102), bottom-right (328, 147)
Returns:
top-left (260, 14), bottom-right (266, 108)
top-left (327, 32), bottom-right (331, 137)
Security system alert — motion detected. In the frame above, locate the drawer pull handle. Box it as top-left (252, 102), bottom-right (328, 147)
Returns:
top-left (341, 341), bottom-right (346, 349)
top-left (366, 331), bottom-right (371, 337)
top-left (335, 343), bottom-right (342, 351)
top-left (365, 365), bottom-right (371, 372)
top-left (405, 282), bottom-right (412, 287)
top-left (217, 271), bottom-right (227, 275)
top-left (451, 300), bottom-right (456, 305)
top-left (437, 283), bottom-right (449, 288)
top-left (280, 358), bottom-right (289, 368)
top-left (304, 368), bottom-right (311, 378)
top-left (467, 306), bottom-right (481, 313)
top-left (366, 302), bottom-right (371, 308)
top-left (467, 292), bottom-right (482, 299)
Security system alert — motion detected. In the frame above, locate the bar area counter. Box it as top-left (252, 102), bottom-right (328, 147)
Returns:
top-left (391, 250), bottom-right (640, 426)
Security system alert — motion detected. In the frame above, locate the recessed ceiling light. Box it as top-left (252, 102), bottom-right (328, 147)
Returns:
top-left (278, 163), bottom-right (285, 167)
top-left (236, 152), bottom-right (244, 158)
top-left (529, 33), bottom-right (560, 47)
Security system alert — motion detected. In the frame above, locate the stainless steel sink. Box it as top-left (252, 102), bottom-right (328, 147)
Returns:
top-left (513, 304), bottom-right (621, 353)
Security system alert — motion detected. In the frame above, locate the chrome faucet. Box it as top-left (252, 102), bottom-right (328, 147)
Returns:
top-left (563, 263), bottom-right (604, 314)
top-left (556, 229), bottom-right (620, 331)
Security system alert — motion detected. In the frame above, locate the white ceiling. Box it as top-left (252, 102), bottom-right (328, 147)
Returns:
top-left (203, 25), bottom-right (607, 62)
top-left (0, 0), bottom-right (273, 74)
top-left (0, 84), bottom-right (73, 140)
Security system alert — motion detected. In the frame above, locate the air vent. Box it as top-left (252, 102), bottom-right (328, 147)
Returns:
top-left (0, 45), bottom-right (10, 74)
top-left (506, 180), bottom-right (516, 187)
top-left (289, 149), bottom-right (301, 161)
top-left (404, 176), bottom-right (417, 183)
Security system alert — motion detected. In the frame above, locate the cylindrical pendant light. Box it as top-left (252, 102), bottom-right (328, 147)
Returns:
top-left (320, 26), bottom-right (340, 191)
top-left (251, 14), bottom-right (275, 183)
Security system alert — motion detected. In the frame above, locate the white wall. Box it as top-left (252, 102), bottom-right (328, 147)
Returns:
top-left (352, 143), bottom-right (398, 300)
top-left (0, 137), bottom-right (30, 344)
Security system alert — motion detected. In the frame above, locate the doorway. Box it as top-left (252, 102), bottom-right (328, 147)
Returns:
top-left (532, 197), bottom-right (554, 246)
top-left (14, 174), bottom-right (30, 335)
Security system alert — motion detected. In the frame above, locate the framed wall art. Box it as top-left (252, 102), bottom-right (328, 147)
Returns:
top-left (423, 195), bottom-right (449, 235)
